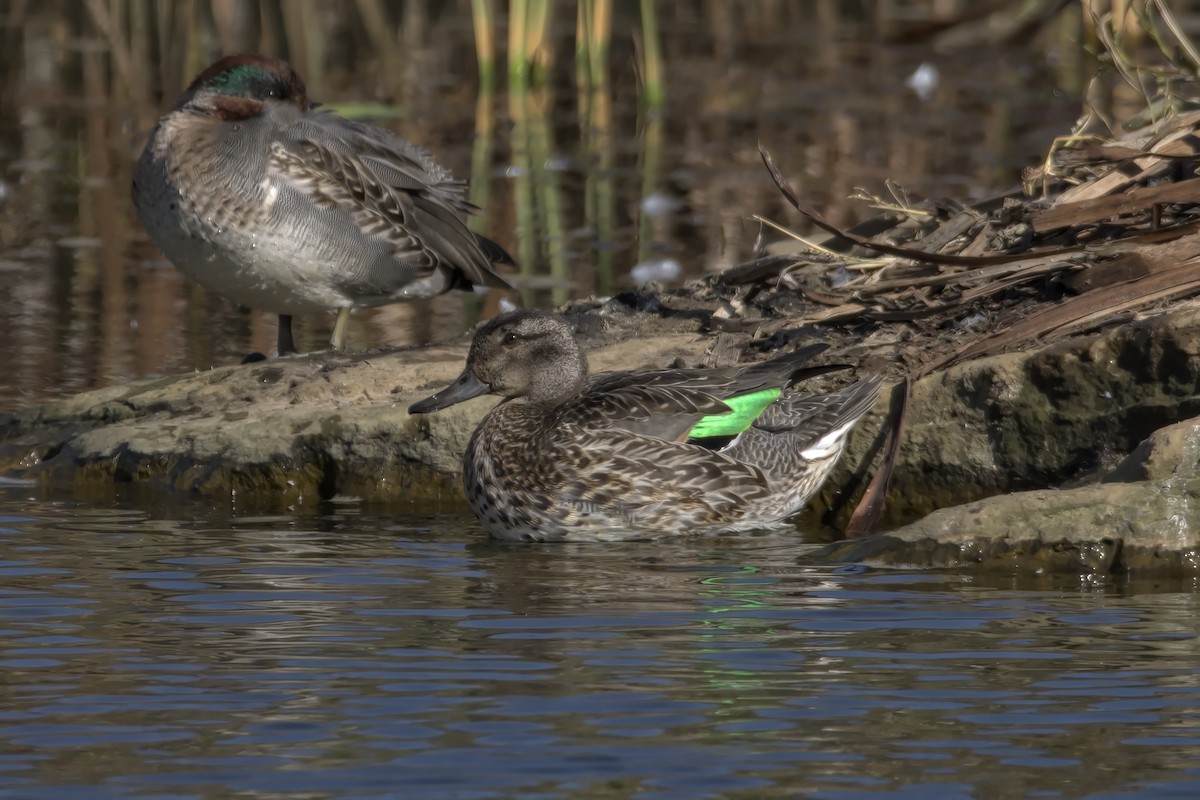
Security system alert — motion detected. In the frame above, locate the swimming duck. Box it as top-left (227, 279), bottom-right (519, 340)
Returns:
top-left (132, 54), bottom-right (512, 355)
top-left (409, 309), bottom-right (882, 541)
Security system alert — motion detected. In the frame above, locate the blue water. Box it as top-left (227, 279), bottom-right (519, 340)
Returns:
top-left (1, 491), bottom-right (1199, 799)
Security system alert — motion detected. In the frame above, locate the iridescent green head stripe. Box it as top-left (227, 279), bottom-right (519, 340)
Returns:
top-left (687, 387), bottom-right (782, 440)
top-left (205, 63), bottom-right (275, 91)
top-left (182, 54), bottom-right (308, 110)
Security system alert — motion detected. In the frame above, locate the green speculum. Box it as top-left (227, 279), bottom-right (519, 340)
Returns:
top-left (687, 387), bottom-right (781, 440)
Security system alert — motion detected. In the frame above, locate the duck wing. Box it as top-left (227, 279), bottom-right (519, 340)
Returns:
top-left (571, 374), bottom-right (731, 440)
top-left (268, 111), bottom-right (512, 292)
top-left (572, 343), bottom-right (840, 443)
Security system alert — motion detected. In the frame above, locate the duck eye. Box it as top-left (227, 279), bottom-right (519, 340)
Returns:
top-left (504, 332), bottom-right (520, 344)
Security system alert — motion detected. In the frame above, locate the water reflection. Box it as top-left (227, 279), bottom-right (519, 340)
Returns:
top-left (1, 493), bottom-right (1198, 798)
top-left (0, 1), bottom-right (1094, 412)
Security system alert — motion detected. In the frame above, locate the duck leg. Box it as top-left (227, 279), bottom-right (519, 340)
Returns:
top-left (330, 307), bottom-right (351, 351)
top-left (277, 314), bottom-right (297, 355)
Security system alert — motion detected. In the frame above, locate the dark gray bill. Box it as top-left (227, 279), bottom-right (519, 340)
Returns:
top-left (408, 369), bottom-right (490, 414)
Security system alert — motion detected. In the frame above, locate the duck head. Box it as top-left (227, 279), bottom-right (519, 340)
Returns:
top-left (409, 310), bottom-right (589, 413)
top-left (175, 54), bottom-right (309, 121)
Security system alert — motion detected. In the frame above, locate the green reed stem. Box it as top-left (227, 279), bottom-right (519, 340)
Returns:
top-left (589, 0), bottom-right (612, 91)
top-left (470, 0), bottom-right (497, 94)
top-left (508, 88), bottom-right (537, 307)
top-left (527, 0), bottom-right (553, 85)
top-left (589, 89), bottom-right (616, 297)
top-left (530, 92), bottom-right (568, 305)
top-left (508, 0), bottom-right (528, 88)
top-left (577, 0), bottom-right (615, 297)
top-left (639, 0), bottom-right (664, 108)
top-left (637, 111), bottom-right (663, 266)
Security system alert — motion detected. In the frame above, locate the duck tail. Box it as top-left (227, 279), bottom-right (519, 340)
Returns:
top-left (723, 374), bottom-right (883, 503)
top-left (794, 375), bottom-right (883, 461)
top-left (474, 233), bottom-right (517, 266)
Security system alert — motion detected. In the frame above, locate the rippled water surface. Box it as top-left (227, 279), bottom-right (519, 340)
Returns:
top-left (2, 491), bottom-right (1199, 799)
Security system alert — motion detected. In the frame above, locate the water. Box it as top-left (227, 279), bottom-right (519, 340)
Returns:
top-left (2, 492), bottom-right (1199, 799)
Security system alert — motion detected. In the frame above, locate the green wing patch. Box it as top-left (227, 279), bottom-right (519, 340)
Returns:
top-left (687, 387), bottom-right (781, 440)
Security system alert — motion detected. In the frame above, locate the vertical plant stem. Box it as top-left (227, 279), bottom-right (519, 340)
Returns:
top-left (129, 0), bottom-right (151, 108)
top-left (300, 0), bottom-right (325, 98)
top-left (578, 0), bottom-right (614, 296)
top-left (576, 0), bottom-right (591, 102)
top-left (508, 0), bottom-right (528, 90)
top-left (279, 1), bottom-right (309, 89)
top-left (508, 79), bottom-right (537, 307)
top-left (530, 90), bottom-right (568, 305)
top-left (525, 0), bottom-right (553, 86)
top-left (259, 0), bottom-right (288, 61)
top-left (84, 0), bottom-right (151, 113)
top-left (354, 0), bottom-right (399, 97)
top-left (589, 0), bottom-right (611, 90)
top-left (576, 1), bottom-right (595, 292)
top-left (590, 86), bottom-right (616, 297)
top-left (637, 110), bottom-right (663, 265)
top-left (639, 0), bottom-right (664, 108)
top-left (471, 0), bottom-right (496, 94)
top-left (466, 69), bottom-right (497, 326)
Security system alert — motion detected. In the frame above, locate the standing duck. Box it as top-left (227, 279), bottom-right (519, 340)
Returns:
top-left (409, 309), bottom-right (882, 542)
top-left (132, 54), bottom-right (512, 355)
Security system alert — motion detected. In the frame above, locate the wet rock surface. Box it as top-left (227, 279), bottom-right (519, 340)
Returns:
top-left (872, 302), bottom-right (1200, 523)
top-left (0, 312), bottom-right (730, 510)
top-left (814, 416), bottom-right (1200, 578)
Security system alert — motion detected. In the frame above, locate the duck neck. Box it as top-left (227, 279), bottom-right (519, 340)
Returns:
top-left (527, 350), bottom-right (589, 407)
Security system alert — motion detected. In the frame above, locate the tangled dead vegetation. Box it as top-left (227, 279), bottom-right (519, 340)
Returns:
top-left (730, 116), bottom-right (1200, 379)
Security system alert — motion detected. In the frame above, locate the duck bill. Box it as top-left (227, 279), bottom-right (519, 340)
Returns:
top-left (408, 369), bottom-right (490, 414)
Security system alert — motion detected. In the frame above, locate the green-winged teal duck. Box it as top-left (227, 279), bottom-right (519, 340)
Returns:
top-left (409, 310), bottom-right (882, 542)
top-left (132, 54), bottom-right (512, 355)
